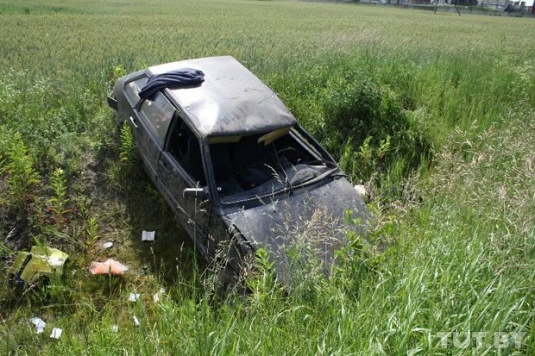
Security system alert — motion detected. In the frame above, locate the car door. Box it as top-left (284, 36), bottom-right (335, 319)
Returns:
top-left (123, 77), bottom-right (171, 183)
top-left (158, 116), bottom-right (213, 256)
top-left (135, 92), bottom-right (176, 182)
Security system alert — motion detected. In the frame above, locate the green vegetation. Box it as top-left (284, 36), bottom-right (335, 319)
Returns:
top-left (0, 0), bottom-right (534, 353)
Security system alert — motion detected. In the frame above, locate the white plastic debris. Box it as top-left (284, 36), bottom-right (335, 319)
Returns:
top-left (30, 317), bottom-right (46, 334)
top-left (353, 184), bottom-right (367, 197)
top-left (128, 293), bottom-right (141, 302)
top-left (102, 242), bottom-right (113, 249)
top-left (50, 328), bottom-right (62, 339)
top-left (111, 325), bottom-right (119, 332)
top-left (133, 316), bottom-right (140, 326)
top-left (141, 231), bottom-right (155, 242)
top-left (153, 287), bottom-right (165, 303)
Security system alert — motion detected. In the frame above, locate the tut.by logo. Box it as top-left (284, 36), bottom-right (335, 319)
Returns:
top-left (436, 332), bottom-right (526, 350)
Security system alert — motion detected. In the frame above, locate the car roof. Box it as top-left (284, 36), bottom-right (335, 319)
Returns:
top-left (146, 56), bottom-right (297, 138)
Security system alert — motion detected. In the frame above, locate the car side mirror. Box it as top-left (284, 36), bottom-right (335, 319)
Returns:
top-left (183, 187), bottom-right (208, 199)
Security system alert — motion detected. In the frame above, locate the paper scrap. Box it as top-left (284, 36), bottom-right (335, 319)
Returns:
top-left (153, 287), bottom-right (165, 303)
top-left (50, 328), bottom-right (62, 339)
top-left (141, 231), bottom-right (155, 242)
top-left (111, 325), bottom-right (119, 332)
top-left (31, 317), bottom-right (46, 334)
top-left (102, 242), bottom-right (113, 249)
top-left (128, 293), bottom-right (140, 302)
top-left (90, 259), bottom-right (128, 275)
top-left (133, 315), bottom-right (140, 326)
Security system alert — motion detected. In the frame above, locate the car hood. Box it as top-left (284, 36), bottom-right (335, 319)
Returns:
top-left (224, 177), bottom-right (368, 284)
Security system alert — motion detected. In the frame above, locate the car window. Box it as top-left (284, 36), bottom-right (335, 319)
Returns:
top-left (210, 129), bottom-right (332, 204)
top-left (125, 76), bottom-right (149, 105)
top-left (166, 118), bottom-right (206, 186)
top-left (139, 92), bottom-right (174, 145)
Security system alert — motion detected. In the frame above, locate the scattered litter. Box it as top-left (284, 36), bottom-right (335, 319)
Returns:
top-left (141, 231), bottom-right (155, 242)
top-left (140, 264), bottom-right (151, 274)
top-left (111, 325), bottom-right (119, 332)
top-left (9, 246), bottom-right (69, 288)
top-left (5, 228), bottom-right (15, 241)
top-left (353, 184), bottom-right (366, 197)
top-left (50, 328), bottom-right (62, 339)
top-left (133, 315), bottom-right (140, 326)
top-left (30, 317), bottom-right (46, 334)
top-left (128, 293), bottom-right (140, 302)
top-left (90, 259), bottom-right (128, 275)
top-left (153, 288), bottom-right (166, 303)
top-left (102, 242), bottom-right (113, 249)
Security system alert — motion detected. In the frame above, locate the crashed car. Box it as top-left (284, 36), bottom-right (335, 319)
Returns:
top-left (108, 56), bottom-right (368, 283)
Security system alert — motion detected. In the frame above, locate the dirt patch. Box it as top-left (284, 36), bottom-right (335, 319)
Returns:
top-left (0, 188), bottom-right (34, 255)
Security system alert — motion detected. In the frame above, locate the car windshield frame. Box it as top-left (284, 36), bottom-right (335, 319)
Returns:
top-left (205, 125), bottom-right (341, 207)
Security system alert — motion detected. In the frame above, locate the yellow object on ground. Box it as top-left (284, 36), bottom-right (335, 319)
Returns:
top-left (9, 246), bottom-right (69, 287)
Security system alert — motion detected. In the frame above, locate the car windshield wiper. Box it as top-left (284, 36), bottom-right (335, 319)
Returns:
top-left (302, 159), bottom-right (337, 169)
top-left (280, 161), bottom-right (337, 189)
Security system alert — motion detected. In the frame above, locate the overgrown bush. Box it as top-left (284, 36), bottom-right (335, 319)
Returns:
top-left (268, 55), bottom-right (434, 194)
top-left (322, 77), bottom-right (432, 186)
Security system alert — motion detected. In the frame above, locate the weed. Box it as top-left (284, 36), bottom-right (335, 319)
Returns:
top-left (85, 217), bottom-right (100, 245)
top-left (108, 65), bottom-right (127, 91)
top-left (0, 132), bottom-right (40, 207)
top-left (246, 248), bottom-right (279, 306)
top-left (46, 168), bottom-right (69, 228)
top-left (119, 123), bottom-right (135, 164)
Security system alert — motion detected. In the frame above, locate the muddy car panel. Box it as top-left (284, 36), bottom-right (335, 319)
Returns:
top-left (225, 177), bottom-right (368, 283)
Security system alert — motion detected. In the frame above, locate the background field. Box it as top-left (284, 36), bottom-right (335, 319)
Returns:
top-left (0, 0), bottom-right (534, 354)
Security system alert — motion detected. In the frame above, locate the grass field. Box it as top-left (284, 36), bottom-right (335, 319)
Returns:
top-left (0, 0), bottom-right (534, 354)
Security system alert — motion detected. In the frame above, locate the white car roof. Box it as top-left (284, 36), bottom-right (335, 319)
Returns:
top-left (147, 56), bottom-right (297, 137)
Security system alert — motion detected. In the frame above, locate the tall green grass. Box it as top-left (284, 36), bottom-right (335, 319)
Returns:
top-left (0, 0), bottom-right (534, 354)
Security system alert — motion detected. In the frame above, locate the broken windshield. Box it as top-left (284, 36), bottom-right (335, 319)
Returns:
top-left (208, 128), bottom-right (338, 205)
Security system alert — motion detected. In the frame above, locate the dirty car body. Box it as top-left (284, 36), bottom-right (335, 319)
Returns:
top-left (108, 56), bottom-right (368, 283)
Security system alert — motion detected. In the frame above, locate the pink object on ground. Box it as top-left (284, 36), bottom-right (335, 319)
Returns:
top-left (90, 259), bottom-right (128, 275)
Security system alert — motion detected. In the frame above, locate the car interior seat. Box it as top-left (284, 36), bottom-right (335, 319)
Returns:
top-left (183, 136), bottom-right (204, 185)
